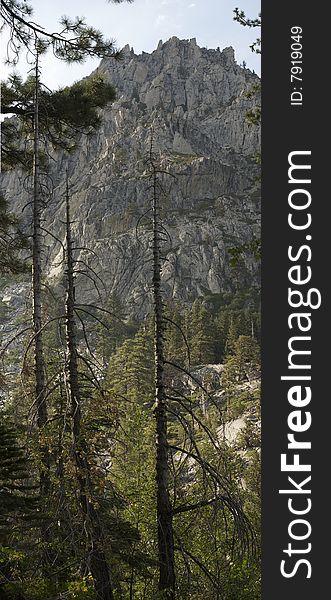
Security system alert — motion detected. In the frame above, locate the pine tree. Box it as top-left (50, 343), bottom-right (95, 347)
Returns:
top-left (189, 300), bottom-right (215, 365)
top-left (1, 31), bottom-right (119, 579)
top-left (224, 335), bottom-right (260, 385)
top-left (0, 419), bottom-right (39, 595)
top-left (149, 148), bottom-right (175, 598)
top-left (164, 303), bottom-right (188, 367)
top-left (1, 73), bottom-right (117, 171)
top-left (30, 52), bottom-right (51, 505)
top-left (107, 324), bottom-right (154, 404)
top-left (1, 0), bottom-right (133, 171)
top-left (109, 368), bottom-right (157, 596)
top-left (0, 194), bottom-right (28, 275)
top-left (0, 421), bottom-right (38, 538)
top-left (64, 174), bottom-right (114, 600)
top-left (224, 316), bottom-right (239, 357)
top-left (0, 1), bottom-right (133, 65)
top-left (97, 292), bottom-right (128, 365)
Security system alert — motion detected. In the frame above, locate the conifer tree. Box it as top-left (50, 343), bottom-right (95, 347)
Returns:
top-left (0, 421), bottom-right (38, 538)
top-left (107, 333), bottom-right (157, 596)
top-left (97, 292), bottom-right (127, 365)
top-left (0, 419), bottom-right (38, 595)
top-left (1, 1), bottom-right (132, 171)
top-left (164, 304), bottom-right (188, 367)
top-left (64, 174), bottom-right (114, 600)
top-left (1, 1), bottom-right (133, 65)
top-left (29, 52), bottom-right (52, 535)
top-left (1, 73), bottom-right (117, 171)
top-left (149, 145), bottom-right (175, 598)
top-left (189, 300), bottom-right (215, 365)
top-left (224, 316), bottom-right (239, 357)
top-left (0, 194), bottom-right (27, 275)
top-left (230, 335), bottom-right (260, 383)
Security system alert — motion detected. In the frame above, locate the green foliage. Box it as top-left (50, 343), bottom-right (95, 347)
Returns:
top-left (244, 84), bottom-right (261, 129)
top-left (1, 291), bottom-right (261, 598)
top-left (226, 335), bottom-right (260, 375)
top-left (245, 107), bottom-right (261, 126)
top-left (44, 76), bottom-right (116, 130)
top-left (164, 302), bottom-right (189, 367)
top-left (103, 308), bottom-right (261, 599)
top-left (228, 238), bottom-right (261, 269)
top-left (215, 292), bottom-right (260, 363)
top-left (107, 322), bottom-right (155, 403)
top-left (188, 300), bottom-right (216, 366)
top-left (0, 194), bottom-right (29, 274)
top-left (172, 421), bottom-right (260, 599)
top-left (222, 560), bottom-right (261, 600)
top-left (2, 573), bottom-right (96, 600)
top-left (0, 0), bottom-right (131, 65)
top-left (221, 335), bottom-right (260, 421)
top-left (222, 335), bottom-right (260, 400)
top-left (104, 323), bottom-right (159, 594)
top-left (1, 74), bottom-right (116, 169)
top-left (161, 289), bottom-right (261, 368)
top-left (233, 8), bottom-right (261, 54)
top-left (97, 293), bottom-right (130, 364)
top-left (234, 6), bottom-right (261, 131)
top-left (65, 577), bottom-right (96, 600)
top-left (228, 387), bottom-right (260, 420)
top-left (0, 419), bottom-right (39, 539)
top-left (0, 419), bottom-right (41, 597)
top-left (237, 419), bottom-right (261, 450)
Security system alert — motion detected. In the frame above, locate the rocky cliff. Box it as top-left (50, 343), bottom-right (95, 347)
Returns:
top-left (2, 37), bottom-right (260, 317)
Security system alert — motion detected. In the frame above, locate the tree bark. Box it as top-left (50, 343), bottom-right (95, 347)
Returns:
top-left (151, 159), bottom-right (176, 598)
top-left (65, 175), bottom-right (114, 600)
top-left (32, 52), bottom-right (51, 512)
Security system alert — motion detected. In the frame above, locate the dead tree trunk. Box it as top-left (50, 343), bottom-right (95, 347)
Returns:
top-left (64, 174), bottom-right (114, 600)
top-left (151, 158), bottom-right (176, 598)
top-left (32, 51), bottom-right (50, 504)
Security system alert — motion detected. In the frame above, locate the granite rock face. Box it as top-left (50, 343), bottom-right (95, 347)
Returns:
top-left (2, 37), bottom-right (260, 317)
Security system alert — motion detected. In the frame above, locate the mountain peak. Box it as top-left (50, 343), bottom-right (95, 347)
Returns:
top-left (105, 38), bottom-right (238, 71)
top-left (3, 35), bottom-right (260, 317)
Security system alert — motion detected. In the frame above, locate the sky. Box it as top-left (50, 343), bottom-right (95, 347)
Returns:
top-left (0, 0), bottom-right (260, 90)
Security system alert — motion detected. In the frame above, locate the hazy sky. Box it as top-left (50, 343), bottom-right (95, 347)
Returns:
top-left (1, 0), bottom-right (260, 89)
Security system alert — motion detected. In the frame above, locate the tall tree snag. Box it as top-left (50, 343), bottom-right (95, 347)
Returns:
top-left (150, 150), bottom-right (176, 598)
top-left (32, 50), bottom-right (50, 504)
top-left (65, 174), bottom-right (115, 600)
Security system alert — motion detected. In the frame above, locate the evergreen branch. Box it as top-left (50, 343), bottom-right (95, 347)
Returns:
top-left (0, 326), bottom-right (33, 358)
top-left (74, 306), bottom-right (111, 331)
top-left (174, 538), bottom-right (220, 589)
top-left (164, 317), bottom-right (191, 367)
top-left (73, 269), bottom-right (103, 302)
top-left (173, 496), bottom-right (226, 515)
top-left (1, 0), bottom-right (121, 63)
top-left (164, 360), bottom-right (223, 417)
top-left (75, 303), bottom-right (126, 324)
top-left (169, 444), bottom-right (256, 557)
top-left (166, 395), bottom-right (221, 453)
top-left (21, 316), bottom-right (66, 373)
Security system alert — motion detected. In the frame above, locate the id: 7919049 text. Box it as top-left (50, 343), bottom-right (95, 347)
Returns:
top-left (290, 26), bottom-right (303, 107)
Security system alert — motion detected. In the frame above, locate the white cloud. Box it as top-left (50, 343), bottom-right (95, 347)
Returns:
top-left (188, 2), bottom-right (196, 7)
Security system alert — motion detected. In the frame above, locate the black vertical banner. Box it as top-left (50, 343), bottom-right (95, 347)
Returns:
top-left (262, 2), bottom-right (330, 600)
